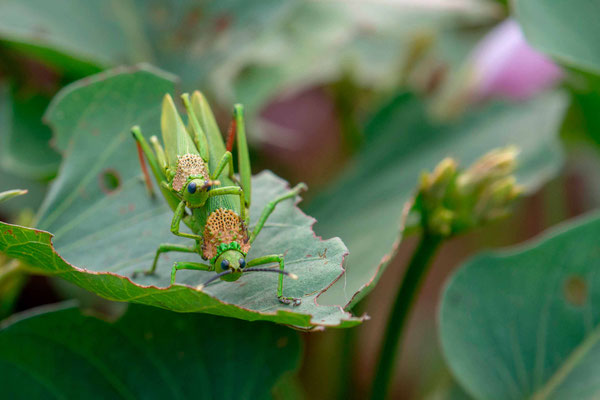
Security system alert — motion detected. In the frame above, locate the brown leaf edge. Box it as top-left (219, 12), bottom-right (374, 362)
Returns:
top-left (343, 197), bottom-right (415, 309)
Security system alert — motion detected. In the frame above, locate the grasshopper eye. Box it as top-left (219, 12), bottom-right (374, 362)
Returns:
top-left (239, 258), bottom-right (246, 268)
top-left (204, 180), bottom-right (211, 191)
top-left (187, 182), bottom-right (197, 194)
top-left (221, 259), bottom-right (230, 269)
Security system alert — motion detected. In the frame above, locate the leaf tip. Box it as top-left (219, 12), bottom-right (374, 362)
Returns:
top-left (0, 189), bottom-right (29, 204)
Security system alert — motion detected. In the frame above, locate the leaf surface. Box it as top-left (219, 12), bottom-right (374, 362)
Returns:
top-left (0, 303), bottom-right (301, 399)
top-left (0, 65), bottom-right (360, 329)
top-left (440, 212), bottom-right (600, 399)
top-left (0, 0), bottom-right (499, 113)
top-left (514, 0), bottom-right (600, 74)
top-left (0, 84), bottom-right (61, 180)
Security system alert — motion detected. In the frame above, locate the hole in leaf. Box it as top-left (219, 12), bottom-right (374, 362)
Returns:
top-left (564, 276), bottom-right (587, 307)
top-left (277, 336), bottom-right (288, 348)
top-left (99, 169), bottom-right (121, 194)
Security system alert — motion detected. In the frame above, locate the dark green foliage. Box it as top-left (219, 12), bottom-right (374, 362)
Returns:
top-left (0, 304), bottom-right (301, 399)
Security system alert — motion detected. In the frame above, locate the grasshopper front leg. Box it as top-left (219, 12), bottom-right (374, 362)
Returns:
top-left (171, 261), bottom-right (213, 285)
top-left (211, 151), bottom-right (236, 183)
top-left (171, 200), bottom-right (204, 241)
top-left (247, 255), bottom-right (301, 306)
top-left (233, 104), bottom-right (252, 207)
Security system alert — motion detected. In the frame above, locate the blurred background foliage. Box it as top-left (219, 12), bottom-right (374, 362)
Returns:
top-left (1, 0), bottom-right (599, 398)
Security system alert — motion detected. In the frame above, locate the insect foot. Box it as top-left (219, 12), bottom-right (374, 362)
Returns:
top-left (278, 296), bottom-right (302, 307)
top-left (131, 269), bottom-right (154, 278)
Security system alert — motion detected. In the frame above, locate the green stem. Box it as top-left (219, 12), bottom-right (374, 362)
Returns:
top-left (0, 260), bottom-right (28, 319)
top-left (337, 300), bottom-right (366, 400)
top-left (370, 233), bottom-right (443, 400)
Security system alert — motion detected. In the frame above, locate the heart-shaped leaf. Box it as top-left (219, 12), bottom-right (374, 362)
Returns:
top-left (514, 0), bottom-right (600, 74)
top-left (0, 83), bottom-right (61, 180)
top-left (307, 91), bottom-right (567, 308)
top-left (440, 212), bottom-right (600, 399)
top-left (0, 303), bottom-right (301, 399)
top-left (0, 65), bottom-right (360, 329)
top-left (0, 85), bottom-right (58, 216)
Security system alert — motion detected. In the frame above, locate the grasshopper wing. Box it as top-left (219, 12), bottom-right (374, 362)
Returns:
top-left (161, 94), bottom-right (199, 172)
top-left (190, 91), bottom-right (226, 174)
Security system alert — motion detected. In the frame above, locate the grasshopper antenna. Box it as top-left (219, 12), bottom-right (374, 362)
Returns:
top-left (201, 179), bottom-right (221, 190)
top-left (196, 270), bottom-right (233, 290)
top-left (243, 267), bottom-right (298, 280)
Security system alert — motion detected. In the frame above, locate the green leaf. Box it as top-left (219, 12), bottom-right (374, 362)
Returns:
top-left (307, 91), bottom-right (567, 308)
top-left (0, 86), bottom-right (54, 218)
top-left (514, 0), bottom-right (600, 74)
top-left (440, 212), bottom-right (600, 399)
top-left (0, 84), bottom-right (61, 180)
top-left (0, 65), bottom-right (360, 329)
top-left (0, 0), bottom-right (295, 88)
top-left (232, 1), bottom-right (499, 114)
top-left (0, 0), bottom-right (151, 68)
top-left (0, 303), bottom-right (301, 398)
top-left (0, 0), bottom-right (499, 115)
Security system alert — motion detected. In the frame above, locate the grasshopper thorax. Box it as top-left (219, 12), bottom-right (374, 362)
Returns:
top-left (202, 208), bottom-right (251, 261)
top-left (172, 154), bottom-right (209, 192)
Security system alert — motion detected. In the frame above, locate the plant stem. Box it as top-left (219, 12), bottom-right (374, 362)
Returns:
top-left (337, 300), bottom-right (366, 400)
top-left (370, 233), bottom-right (443, 400)
top-left (0, 260), bottom-right (28, 319)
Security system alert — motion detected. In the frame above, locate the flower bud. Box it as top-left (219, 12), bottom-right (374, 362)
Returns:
top-left (415, 147), bottom-right (522, 237)
top-left (474, 176), bottom-right (523, 221)
top-left (456, 146), bottom-right (519, 195)
top-left (419, 157), bottom-right (457, 205)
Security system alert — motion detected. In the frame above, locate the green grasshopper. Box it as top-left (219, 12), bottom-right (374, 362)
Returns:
top-left (131, 91), bottom-right (306, 305)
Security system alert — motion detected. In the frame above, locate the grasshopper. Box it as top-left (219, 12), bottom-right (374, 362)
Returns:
top-left (131, 91), bottom-right (306, 305)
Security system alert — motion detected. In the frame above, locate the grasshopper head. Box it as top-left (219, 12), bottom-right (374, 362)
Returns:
top-left (215, 249), bottom-right (246, 281)
top-left (182, 178), bottom-right (219, 207)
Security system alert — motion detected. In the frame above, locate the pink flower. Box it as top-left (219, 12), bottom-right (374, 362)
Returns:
top-left (471, 19), bottom-right (562, 100)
